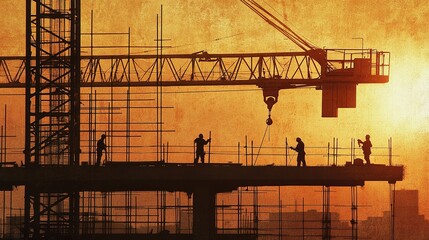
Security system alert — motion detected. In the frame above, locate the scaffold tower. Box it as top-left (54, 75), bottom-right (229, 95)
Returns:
top-left (25, 0), bottom-right (81, 238)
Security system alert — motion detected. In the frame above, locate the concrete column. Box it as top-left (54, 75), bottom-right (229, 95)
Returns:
top-left (193, 187), bottom-right (216, 240)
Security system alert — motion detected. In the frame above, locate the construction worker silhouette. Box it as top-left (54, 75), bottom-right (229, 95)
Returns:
top-left (96, 134), bottom-right (107, 166)
top-left (358, 134), bottom-right (372, 164)
top-left (194, 134), bottom-right (211, 164)
top-left (290, 137), bottom-right (306, 167)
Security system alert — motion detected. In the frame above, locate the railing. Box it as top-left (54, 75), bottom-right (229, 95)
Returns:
top-left (326, 49), bottom-right (390, 77)
top-left (86, 137), bottom-right (396, 167)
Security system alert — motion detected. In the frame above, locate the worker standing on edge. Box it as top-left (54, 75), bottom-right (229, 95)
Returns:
top-left (358, 134), bottom-right (372, 165)
top-left (290, 137), bottom-right (306, 167)
top-left (96, 134), bottom-right (107, 166)
top-left (194, 133), bottom-right (211, 164)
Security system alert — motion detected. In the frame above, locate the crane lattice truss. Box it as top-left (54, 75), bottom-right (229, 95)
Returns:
top-left (1, 50), bottom-right (388, 86)
top-left (24, 0), bottom-right (80, 238)
top-left (2, 49), bottom-right (389, 116)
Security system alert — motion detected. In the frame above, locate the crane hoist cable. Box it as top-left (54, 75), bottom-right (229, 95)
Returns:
top-left (253, 111), bottom-right (272, 165)
top-left (241, 0), bottom-right (334, 71)
top-left (253, 125), bottom-right (268, 165)
top-left (241, 0), bottom-right (335, 124)
top-left (241, 0), bottom-right (317, 52)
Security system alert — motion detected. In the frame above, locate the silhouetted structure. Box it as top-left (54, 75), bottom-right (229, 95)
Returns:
top-left (24, 1), bottom-right (81, 238)
top-left (360, 189), bottom-right (429, 240)
top-left (290, 137), bottom-right (306, 167)
top-left (260, 210), bottom-right (351, 240)
top-left (0, 0), bottom-right (396, 239)
top-left (357, 134), bottom-right (372, 164)
top-left (96, 134), bottom-right (107, 166)
top-left (194, 134), bottom-right (211, 164)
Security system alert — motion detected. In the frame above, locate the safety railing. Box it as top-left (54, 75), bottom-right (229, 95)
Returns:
top-left (326, 48), bottom-right (390, 77)
top-left (109, 137), bottom-right (398, 167)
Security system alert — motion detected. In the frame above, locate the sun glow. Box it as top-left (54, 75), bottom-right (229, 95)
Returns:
top-left (381, 60), bottom-right (429, 132)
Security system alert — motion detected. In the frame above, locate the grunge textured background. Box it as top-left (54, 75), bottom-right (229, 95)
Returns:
top-left (0, 0), bottom-right (427, 220)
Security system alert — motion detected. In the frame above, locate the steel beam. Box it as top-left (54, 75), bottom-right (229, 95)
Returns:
top-left (0, 164), bottom-right (403, 192)
top-left (0, 50), bottom-right (389, 88)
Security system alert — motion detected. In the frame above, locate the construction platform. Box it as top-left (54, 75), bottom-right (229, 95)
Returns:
top-left (0, 163), bottom-right (403, 192)
top-left (0, 162), bottom-right (403, 240)
top-left (38, 233), bottom-right (257, 240)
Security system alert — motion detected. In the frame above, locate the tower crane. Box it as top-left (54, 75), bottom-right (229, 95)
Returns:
top-left (0, 1), bottom-right (393, 239)
top-left (241, 0), bottom-right (390, 122)
top-left (0, 1), bottom-right (390, 123)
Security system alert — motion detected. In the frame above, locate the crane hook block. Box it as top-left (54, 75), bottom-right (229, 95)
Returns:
top-left (263, 88), bottom-right (279, 111)
top-left (265, 97), bottom-right (276, 111)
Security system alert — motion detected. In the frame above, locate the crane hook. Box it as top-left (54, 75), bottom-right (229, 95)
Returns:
top-left (262, 88), bottom-right (278, 125)
top-left (266, 112), bottom-right (273, 126)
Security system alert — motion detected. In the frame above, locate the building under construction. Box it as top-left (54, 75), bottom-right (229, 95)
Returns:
top-left (0, 1), bottom-right (403, 240)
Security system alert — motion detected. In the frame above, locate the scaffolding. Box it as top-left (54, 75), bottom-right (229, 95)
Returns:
top-left (24, 0), bottom-right (81, 238)
top-left (0, 2), bottom-right (400, 239)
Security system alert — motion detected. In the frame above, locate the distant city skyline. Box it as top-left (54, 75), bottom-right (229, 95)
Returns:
top-left (0, 189), bottom-right (426, 239)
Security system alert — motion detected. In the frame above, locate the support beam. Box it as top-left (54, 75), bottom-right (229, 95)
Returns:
top-left (390, 183), bottom-right (396, 240)
top-left (351, 186), bottom-right (358, 240)
top-left (0, 165), bottom-right (404, 192)
top-left (322, 186), bottom-right (331, 240)
top-left (193, 187), bottom-right (216, 240)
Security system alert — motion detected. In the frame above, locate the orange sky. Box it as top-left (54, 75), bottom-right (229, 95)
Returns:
top-left (0, 0), bottom-right (428, 220)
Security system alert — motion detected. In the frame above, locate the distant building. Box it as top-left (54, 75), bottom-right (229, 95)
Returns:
top-left (259, 209), bottom-right (351, 240)
top-left (179, 209), bottom-right (193, 234)
top-left (3, 214), bottom-right (136, 238)
top-left (360, 189), bottom-right (429, 240)
top-left (5, 215), bottom-right (24, 239)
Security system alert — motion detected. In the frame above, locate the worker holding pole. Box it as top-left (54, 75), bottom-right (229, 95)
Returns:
top-left (194, 133), bottom-right (211, 164)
